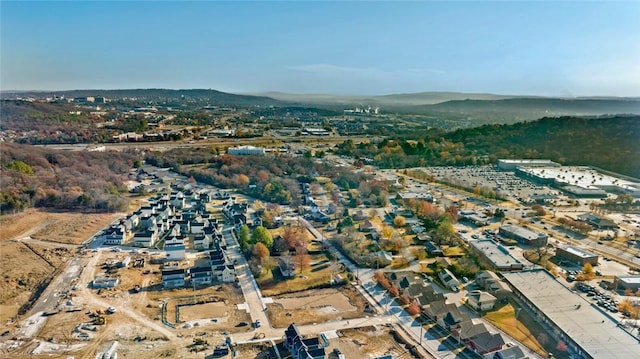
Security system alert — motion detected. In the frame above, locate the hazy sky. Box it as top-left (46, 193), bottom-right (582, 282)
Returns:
top-left (2, 1), bottom-right (639, 96)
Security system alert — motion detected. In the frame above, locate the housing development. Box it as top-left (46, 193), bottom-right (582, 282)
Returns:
top-left (2, 90), bottom-right (640, 359)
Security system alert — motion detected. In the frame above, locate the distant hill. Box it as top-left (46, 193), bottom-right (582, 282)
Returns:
top-left (2, 89), bottom-right (286, 107)
top-left (256, 91), bottom-right (640, 125)
top-left (254, 91), bottom-right (514, 106)
top-left (391, 97), bottom-right (639, 125)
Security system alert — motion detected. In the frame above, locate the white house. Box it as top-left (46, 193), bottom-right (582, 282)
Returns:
top-left (165, 236), bottom-right (186, 261)
top-left (438, 268), bottom-right (461, 292)
top-left (466, 290), bottom-right (497, 312)
top-left (215, 265), bottom-right (236, 283)
top-left (133, 230), bottom-right (159, 248)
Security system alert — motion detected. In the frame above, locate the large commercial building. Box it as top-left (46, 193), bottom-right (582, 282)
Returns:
top-left (498, 224), bottom-right (548, 247)
top-left (502, 269), bottom-right (639, 359)
top-left (556, 245), bottom-right (598, 266)
top-left (516, 166), bottom-right (640, 198)
top-left (496, 159), bottom-right (560, 171)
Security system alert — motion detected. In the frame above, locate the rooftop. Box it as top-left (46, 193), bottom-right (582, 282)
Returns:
top-left (518, 166), bottom-right (640, 192)
top-left (469, 239), bottom-right (522, 269)
top-left (615, 275), bottom-right (640, 285)
top-left (502, 269), bottom-right (639, 359)
top-left (557, 245), bottom-right (598, 259)
top-left (500, 224), bottom-right (545, 241)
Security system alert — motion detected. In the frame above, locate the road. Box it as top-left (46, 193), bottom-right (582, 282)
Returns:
top-left (222, 226), bottom-right (270, 327)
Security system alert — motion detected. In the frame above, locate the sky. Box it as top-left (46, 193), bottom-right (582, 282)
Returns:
top-left (1, 1), bottom-right (639, 96)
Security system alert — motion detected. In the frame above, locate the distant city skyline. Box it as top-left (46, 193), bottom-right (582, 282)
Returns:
top-left (1, 1), bottom-right (639, 97)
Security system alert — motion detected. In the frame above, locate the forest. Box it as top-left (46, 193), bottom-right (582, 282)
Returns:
top-left (145, 149), bottom-right (371, 205)
top-left (336, 115), bottom-right (640, 178)
top-left (0, 144), bottom-right (138, 214)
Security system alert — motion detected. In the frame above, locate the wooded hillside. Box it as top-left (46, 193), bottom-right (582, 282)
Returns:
top-left (337, 115), bottom-right (640, 178)
top-left (0, 144), bottom-right (138, 214)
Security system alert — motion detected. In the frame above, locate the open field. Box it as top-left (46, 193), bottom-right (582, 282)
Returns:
top-left (0, 208), bottom-right (123, 245)
top-left (266, 286), bottom-right (368, 328)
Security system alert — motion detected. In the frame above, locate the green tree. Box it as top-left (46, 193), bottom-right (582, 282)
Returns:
top-left (435, 219), bottom-right (455, 244)
top-left (251, 226), bottom-right (274, 249)
top-left (5, 160), bottom-right (34, 176)
top-left (238, 225), bottom-right (250, 250)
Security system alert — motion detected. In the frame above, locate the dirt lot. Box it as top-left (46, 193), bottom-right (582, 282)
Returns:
top-left (266, 286), bottom-right (368, 328)
top-left (0, 208), bottom-right (123, 245)
top-left (0, 208), bottom-right (126, 323)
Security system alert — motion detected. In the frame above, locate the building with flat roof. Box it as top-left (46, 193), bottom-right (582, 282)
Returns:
top-left (556, 245), bottom-right (598, 266)
top-left (499, 224), bottom-right (548, 247)
top-left (227, 145), bottom-right (265, 156)
top-left (496, 159), bottom-right (560, 171)
top-left (502, 269), bottom-right (640, 359)
top-left (469, 239), bottom-right (524, 271)
top-left (516, 166), bottom-right (640, 198)
top-left (613, 275), bottom-right (640, 294)
top-left (577, 213), bottom-right (617, 230)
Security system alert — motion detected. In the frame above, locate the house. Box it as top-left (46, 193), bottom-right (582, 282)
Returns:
top-left (169, 192), bottom-right (185, 208)
top-left (283, 323), bottom-right (327, 359)
top-left (484, 345), bottom-right (527, 359)
top-left (190, 266), bottom-right (212, 286)
top-left (397, 277), bottom-right (416, 290)
top-left (424, 241), bottom-right (444, 257)
top-left (389, 270), bottom-right (418, 284)
top-left (475, 271), bottom-right (512, 301)
top-left (359, 219), bottom-right (379, 234)
top-left (451, 320), bottom-right (489, 344)
top-left (165, 236), bottom-right (186, 261)
top-left (193, 233), bottom-right (210, 250)
top-left (437, 306), bottom-right (470, 331)
top-left (279, 256), bottom-right (296, 278)
top-left (466, 290), bottom-right (497, 312)
top-left (403, 283), bottom-right (427, 299)
top-left (415, 287), bottom-right (446, 307)
top-left (99, 225), bottom-right (127, 245)
top-left (438, 268), bottom-right (461, 292)
top-left (162, 268), bottom-right (185, 288)
top-left (422, 299), bottom-right (457, 323)
top-left (215, 265), bottom-right (236, 283)
top-left (466, 331), bottom-right (505, 355)
top-left (191, 220), bottom-right (209, 234)
top-left (475, 271), bottom-right (500, 287)
top-left (140, 215), bottom-right (157, 230)
top-left (352, 210), bottom-right (368, 221)
top-left (133, 230), bottom-right (159, 248)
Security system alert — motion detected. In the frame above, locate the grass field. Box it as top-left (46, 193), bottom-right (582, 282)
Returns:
top-left (484, 303), bottom-right (570, 359)
top-left (256, 253), bottom-right (343, 296)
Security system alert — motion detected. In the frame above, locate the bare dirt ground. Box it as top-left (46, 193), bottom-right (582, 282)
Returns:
top-left (266, 286), bottom-right (368, 328)
top-left (0, 209), bottom-right (123, 324)
top-left (0, 208), bottom-right (122, 245)
top-left (2, 248), bottom-right (251, 359)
